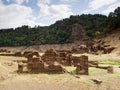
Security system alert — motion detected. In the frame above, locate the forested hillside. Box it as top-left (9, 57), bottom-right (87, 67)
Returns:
top-left (0, 7), bottom-right (119, 46)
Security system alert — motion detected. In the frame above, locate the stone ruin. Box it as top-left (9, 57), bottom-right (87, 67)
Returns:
top-left (17, 49), bottom-right (89, 74)
top-left (18, 63), bottom-right (27, 73)
top-left (45, 62), bottom-right (65, 73)
top-left (41, 49), bottom-right (59, 65)
top-left (18, 49), bottom-right (65, 73)
top-left (71, 55), bottom-right (89, 75)
top-left (0, 50), bottom-right (39, 57)
top-left (23, 51), bottom-right (40, 58)
top-left (41, 49), bottom-right (65, 73)
top-left (0, 49), bottom-right (7, 52)
top-left (57, 51), bottom-right (72, 66)
top-left (17, 49), bottom-right (114, 75)
top-left (27, 57), bottom-right (44, 72)
top-left (18, 51), bottom-right (42, 73)
top-left (0, 49), bottom-right (23, 56)
top-left (0, 49), bottom-right (11, 55)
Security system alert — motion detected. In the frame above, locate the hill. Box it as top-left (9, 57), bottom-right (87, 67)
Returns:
top-left (0, 14), bottom-right (107, 46)
top-left (100, 28), bottom-right (120, 55)
top-left (0, 7), bottom-right (119, 47)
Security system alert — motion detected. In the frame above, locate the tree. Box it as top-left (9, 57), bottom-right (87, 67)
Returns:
top-left (107, 7), bottom-right (120, 31)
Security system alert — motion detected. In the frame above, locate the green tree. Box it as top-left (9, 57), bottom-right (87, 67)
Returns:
top-left (107, 7), bottom-right (120, 31)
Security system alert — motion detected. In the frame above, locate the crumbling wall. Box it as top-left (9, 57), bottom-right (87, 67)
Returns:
top-left (57, 52), bottom-right (72, 66)
top-left (71, 55), bottom-right (89, 75)
top-left (27, 57), bottom-right (44, 72)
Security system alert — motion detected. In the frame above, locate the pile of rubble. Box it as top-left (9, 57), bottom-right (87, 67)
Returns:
top-left (88, 40), bottom-right (115, 54)
top-left (71, 40), bottom-right (115, 55)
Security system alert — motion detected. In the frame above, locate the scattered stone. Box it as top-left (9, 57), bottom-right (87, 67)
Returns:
top-left (14, 52), bottom-right (22, 57)
top-left (74, 75), bottom-right (80, 78)
top-left (91, 79), bottom-right (103, 85)
top-left (107, 66), bottom-right (114, 73)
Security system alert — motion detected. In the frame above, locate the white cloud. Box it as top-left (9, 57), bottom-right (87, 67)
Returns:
top-left (15, 0), bottom-right (29, 4)
top-left (102, 2), bottom-right (120, 14)
top-left (0, 0), bottom-right (3, 6)
top-left (37, 0), bottom-right (73, 25)
top-left (6, 0), bottom-right (30, 4)
top-left (0, 2), bottom-right (40, 29)
top-left (60, 0), bottom-right (79, 3)
top-left (89, 0), bottom-right (117, 10)
top-left (0, 0), bottom-right (73, 29)
top-left (38, 0), bottom-right (51, 4)
top-left (83, 0), bottom-right (119, 14)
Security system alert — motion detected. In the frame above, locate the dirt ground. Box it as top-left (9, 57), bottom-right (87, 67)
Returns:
top-left (0, 54), bottom-right (120, 90)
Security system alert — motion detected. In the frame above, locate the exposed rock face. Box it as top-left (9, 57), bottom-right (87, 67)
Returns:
top-left (70, 24), bottom-right (86, 43)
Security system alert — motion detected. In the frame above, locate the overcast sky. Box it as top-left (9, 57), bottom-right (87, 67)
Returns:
top-left (0, 0), bottom-right (120, 29)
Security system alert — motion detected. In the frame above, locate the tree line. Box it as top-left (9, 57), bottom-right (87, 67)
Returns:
top-left (0, 7), bottom-right (119, 46)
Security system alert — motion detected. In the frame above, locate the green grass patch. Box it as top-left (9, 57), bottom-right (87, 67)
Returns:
top-left (99, 60), bottom-right (120, 67)
top-left (65, 66), bottom-right (76, 74)
top-left (89, 67), bottom-right (106, 75)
